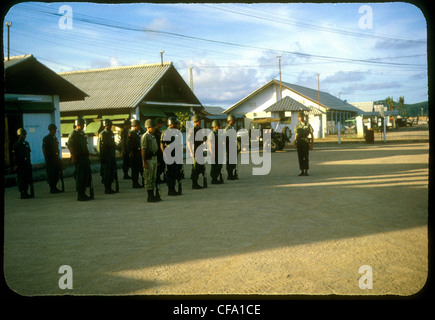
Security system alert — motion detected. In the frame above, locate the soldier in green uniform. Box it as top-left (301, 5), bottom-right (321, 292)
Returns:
top-left (42, 123), bottom-right (62, 193)
top-left (225, 114), bottom-right (238, 180)
top-left (187, 114), bottom-right (207, 189)
top-left (128, 119), bottom-right (143, 188)
top-left (98, 119), bottom-right (117, 194)
top-left (208, 120), bottom-right (224, 184)
top-left (161, 117), bottom-right (182, 196)
top-left (141, 119), bottom-right (161, 202)
top-left (120, 119), bottom-right (131, 179)
top-left (293, 112), bottom-right (314, 176)
top-left (154, 118), bottom-right (165, 184)
top-left (68, 117), bottom-right (93, 201)
top-left (13, 128), bottom-right (33, 199)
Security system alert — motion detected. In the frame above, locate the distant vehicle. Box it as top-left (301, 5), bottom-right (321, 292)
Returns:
top-left (237, 118), bottom-right (292, 153)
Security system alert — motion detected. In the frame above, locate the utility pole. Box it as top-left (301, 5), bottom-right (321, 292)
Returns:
top-left (5, 22), bottom-right (12, 61)
top-left (277, 55), bottom-right (282, 100)
top-left (159, 50), bottom-right (164, 66)
top-left (189, 67), bottom-right (194, 92)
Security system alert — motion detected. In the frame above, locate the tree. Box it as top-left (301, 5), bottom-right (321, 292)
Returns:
top-left (398, 96), bottom-right (408, 118)
top-left (174, 111), bottom-right (192, 132)
top-left (385, 96), bottom-right (394, 110)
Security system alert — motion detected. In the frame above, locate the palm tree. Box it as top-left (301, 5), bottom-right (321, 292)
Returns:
top-left (398, 96), bottom-right (407, 117)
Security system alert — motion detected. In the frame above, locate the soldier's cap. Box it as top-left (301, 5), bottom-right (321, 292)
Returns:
top-left (192, 114), bottom-right (201, 122)
top-left (17, 128), bottom-right (27, 136)
top-left (145, 119), bottom-right (155, 128)
top-left (298, 111), bottom-right (306, 117)
top-left (212, 120), bottom-right (220, 127)
top-left (103, 119), bottom-right (112, 126)
top-left (227, 114), bottom-right (235, 121)
top-left (75, 117), bottom-right (85, 126)
top-left (155, 118), bottom-right (164, 125)
top-left (167, 117), bottom-right (178, 126)
top-left (48, 123), bottom-right (57, 130)
top-left (131, 119), bottom-right (141, 126)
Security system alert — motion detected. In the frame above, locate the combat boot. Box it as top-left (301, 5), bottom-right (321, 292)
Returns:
top-left (105, 184), bottom-right (116, 194)
top-left (77, 193), bottom-right (91, 201)
top-left (147, 190), bottom-right (157, 202)
top-left (20, 191), bottom-right (30, 199)
top-left (155, 188), bottom-right (162, 201)
top-left (168, 186), bottom-right (179, 196)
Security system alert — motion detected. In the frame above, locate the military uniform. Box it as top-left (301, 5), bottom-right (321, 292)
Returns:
top-left (154, 118), bottom-right (165, 184)
top-left (161, 117), bottom-right (183, 195)
top-left (42, 124), bottom-right (62, 193)
top-left (294, 114), bottom-right (314, 176)
top-left (225, 115), bottom-right (238, 180)
top-left (68, 119), bottom-right (93, 201)
top-left (13, 129), bottom-right (33, 199)
top-left (120, 120), bottom-right (131, 179)
top-left (188, 115), bottom-right (207, 189)
top-left (98, 122), bottom-right (117, 194)
top-left (141, 119), bottom-right (160, 202)
top-left (209, 121), bottom-right (224, 184)
top-left (127, 121), bottom-right (143, 188)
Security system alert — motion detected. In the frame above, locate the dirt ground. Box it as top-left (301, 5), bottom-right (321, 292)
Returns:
top-left (3, 142), bottom-right (429, 297)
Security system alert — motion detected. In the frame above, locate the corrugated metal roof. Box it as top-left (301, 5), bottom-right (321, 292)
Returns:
top-left (59, 62), bottom-right (173, 112)
top-left (264, 96), bottom-right (311, 112)
top-left (281, 81), bottom-right (362, 113)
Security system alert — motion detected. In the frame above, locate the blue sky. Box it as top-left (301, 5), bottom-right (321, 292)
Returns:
top-left (3, 2), bottom-right (428, 107)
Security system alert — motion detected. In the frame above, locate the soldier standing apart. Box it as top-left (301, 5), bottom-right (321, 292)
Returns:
top-left (293, 112), bottom-right (314, 176)
top-left (99, 119), bottom-right (118, 194)
top-left (161, 117), bottom-right (181, 196)
top-left (68, 117), bottom-right (93, 201)
top-left (141, 119), bottom-right (161, 203)
top-left (120, 119), bottom-right (131, 179)
top-left (225, 115), bottom-right (238, 180)
top-left (42, 124), bottom-right (62, 193)
top-left (154, 118), bottom-right (165, 184)
top-left (208, 120), bottom-right (224, 184)
top-left (128, 119), bottom-right (143, 188)
top-left (13, 128), bottom-right (33, 199)
top-left (188, 114), bottom-right (207, 189)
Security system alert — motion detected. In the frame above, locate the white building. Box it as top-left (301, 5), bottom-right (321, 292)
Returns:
top-left (224, 79), bottom-right (362, 140)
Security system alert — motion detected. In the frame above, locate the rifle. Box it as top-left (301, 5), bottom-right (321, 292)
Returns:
top-left (114, 160), bottom-right (119, 193)
top-left (59, 158), bottom-right (65, 192)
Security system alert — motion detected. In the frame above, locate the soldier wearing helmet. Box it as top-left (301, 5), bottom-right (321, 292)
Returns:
top-left (293, 111), bottom-right (314, 176)
top-left (98, 119), bottom-right (117, 194)
top-left (128, 119), bottom-right (143, 188)
top-left (208, 120), bottom-right (224, 184)
top-left (67, 117), bottom-right (93, 201)
top-left (187, 114), bottom-right (207, 189)
top-left (120, 119), bottom-right (131, 180)
top-left (42, 123), bottom-right (62, 193)
top-left (13, 128), bottom-right (33, 199)
top-left (225, 114), bottom-right (238, 180)
top-left (154, 118), bottom-right (165, 185)
top-left (161, 117), bottom-right (183, 196)
top-left (141, 119), bottom-right (161, 202)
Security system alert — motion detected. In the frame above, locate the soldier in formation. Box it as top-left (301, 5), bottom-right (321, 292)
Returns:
top-left (98, 119), bottom-right (118, 194)
top-left (42, 123), bottom-right (63, 193)
top-left (161, 117), bottom-right (183, 196)
top-left (141, 119), bottom-right (161, 203)
top-left (120, 119), bottom-right (131, 180)
top-left (208, 120), bottom-right (224, 185)
top-left (67, 117), bottom-right (94, 201)
top-left (225, 115), bottom-right (238, 180)
top-left (293, 111), bottom-right (314, 176)
top-left (187, 114), bottom-right (207, 189)
top-left (13, 128), bottom-right (34, 199)
top-left (128, 119), bottom-right (144, 188)
top-left (154, 118), bottom-right (165, 184)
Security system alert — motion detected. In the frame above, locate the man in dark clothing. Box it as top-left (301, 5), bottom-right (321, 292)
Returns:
top-left (67, 117), bottom-right (93, 201)
top-left (120, 119), bottom-right (131, 179)
top-left (42, 123), bottom-right (62, 193)
top-left (187, 114), bottom-right (207, 189)
top-left (154, 118), bottom-right (165, 184)
top-left (208, 120), bottom-right (224, 184)
top-left (128, 119), bottom-right (143, 188)
top-left (293, 112), bottom-right (314, 176)
top-left (98, 119), bottom-right (118, 194)
top-left (13, 128), bottom-right (33, 199)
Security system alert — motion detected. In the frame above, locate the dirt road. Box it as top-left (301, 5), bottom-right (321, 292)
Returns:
top-left (3, 142), bottom-right (429, 296)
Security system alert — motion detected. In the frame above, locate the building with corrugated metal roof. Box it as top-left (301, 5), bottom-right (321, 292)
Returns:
top-left (58, 62), bottom-right (204, 153)
top-left (4, 54), bottom-right (87, 168)
top-left (223, 79), bottom-right (363, 139)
